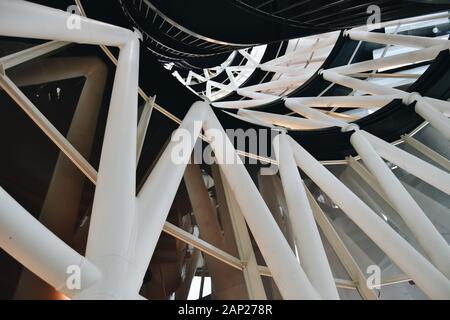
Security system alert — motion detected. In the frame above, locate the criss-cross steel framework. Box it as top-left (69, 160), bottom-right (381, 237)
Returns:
top-left (0, 0), bottom-right (449, 300)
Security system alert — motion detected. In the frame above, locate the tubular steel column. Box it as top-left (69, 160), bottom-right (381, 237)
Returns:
top-left (321, 70), bottom-right (404, 96)
top-left (135, 102), bottom-right (207, 286)
top-left (0, 0), bottom-right (143, 300)
top-left (175, 249), bottom-right (200, 300)
top-left (274, 132), bottom-right (339, 300)
top-left (329, 46), bottom-right (444, 75)
top-left (203, 104), bottom-right (320, 300)
top-left (81, 36), bottom-right (141, 299)
top-left (350, 130), bottom-right (450, 278)
top-left (288, 136), bottom-right (450, 299)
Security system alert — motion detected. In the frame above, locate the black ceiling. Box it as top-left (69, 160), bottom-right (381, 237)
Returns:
top-left (14, 1), bottom-right (450, 163)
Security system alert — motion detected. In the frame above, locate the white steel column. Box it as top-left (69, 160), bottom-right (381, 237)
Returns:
top-left (288, 136), bottom-right (450, 299)
top-left (346, 156), bottom-right (418, 242)
top-left (135, 102), bottom-right (207, 285)
top-left (0, 0), bottom-right (146, 300)
top-left (203, 104), bottom-right (320, 299)
top-left (212, 98), bottom-right (277, 109)
top-left (321, 71), bottom-right (450, 140)
top-left (257, 173), bottom-right (296, 251)
top-left (274, 132), bottom-right (339, 300)
top-left (350, 130), bottom-right (450, 278)
top-left (0, 187), bottom-right (100, 297)
top-left (81, 36), bottom-right (141, 299)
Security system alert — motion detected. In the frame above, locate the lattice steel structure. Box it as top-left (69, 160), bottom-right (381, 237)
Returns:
top-left (0, 0), bottom-right (449, 300)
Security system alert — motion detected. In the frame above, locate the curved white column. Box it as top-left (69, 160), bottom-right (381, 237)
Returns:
top-left (274, 133), bottom-right (339, 300)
